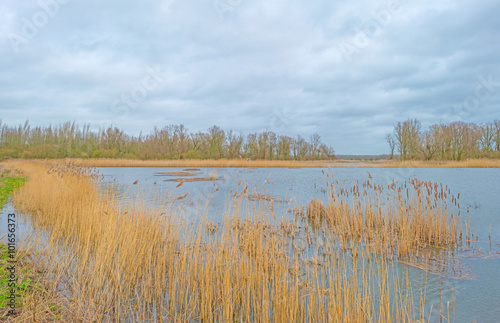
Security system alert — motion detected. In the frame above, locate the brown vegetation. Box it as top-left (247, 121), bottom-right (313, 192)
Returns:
top-left (164, 176), bottom-right (221, 183)
top-left (28, 158), bottom-right (330, 168)
top-left (8, 157), bottom-right (500, 170)
top-left (306, 198), bottom-right (328, 223)
top-left (154, 171), bottom-right (197, 176)
top-left (298, 173), bottom-right (466, 258)
top-left (244, 193), bottom-right (288, 203)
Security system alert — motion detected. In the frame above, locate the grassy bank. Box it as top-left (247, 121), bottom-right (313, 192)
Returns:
top-left (0, 160), bottom-right (460, 321)
top-left (0, 245), bottom-right (44, 316)
top-left (0, 172), bottom-right (25, 209)
top-left (4, 157), bottom-right (500, 169)
top-left (17, 158), bottom-right (330, 168)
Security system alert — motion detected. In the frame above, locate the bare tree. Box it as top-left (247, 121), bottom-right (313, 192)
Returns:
top-left (225, 130), bottom-right (244, 158)
top-left (310, 134), bottom-right (321, 159)
top-left (494, 120), bottom-right (500, 152)
top-left (277, 135), bottom-right (293, 160)
top-left (420, 129), bottom-right (438, 160)
top-left (208, 126), bottom-right (225, 159)
top-left (0, 121), bottom-right (337, 161)
top-left (385, 133), bottom-right (396, 160)
top-left (394, 118), bottom-right (421, 161)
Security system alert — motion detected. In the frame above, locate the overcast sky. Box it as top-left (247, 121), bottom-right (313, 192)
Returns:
top-left (1, 0), bottom-right (499, 154)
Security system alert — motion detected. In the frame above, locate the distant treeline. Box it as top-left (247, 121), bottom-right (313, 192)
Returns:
top-left (0, 121), bottom-right (335, 161)
top-left (336, 154), bottom-right (390, 161)
top-left (386, 119), bottom-right (500, 161)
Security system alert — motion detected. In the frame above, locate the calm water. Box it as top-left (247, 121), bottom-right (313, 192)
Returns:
top-left (2, 166), bottom-right (499, 321)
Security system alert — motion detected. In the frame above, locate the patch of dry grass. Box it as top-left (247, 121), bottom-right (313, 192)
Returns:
top-left (25, 158), bottom-right (330, 168)
top-left (7, 157), bottom-right (500, 169)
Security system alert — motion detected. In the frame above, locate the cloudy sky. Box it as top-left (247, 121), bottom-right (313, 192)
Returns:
top-left (1, 0), bottom-right (499, 154)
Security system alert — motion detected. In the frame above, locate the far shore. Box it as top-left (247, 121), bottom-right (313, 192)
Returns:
top-left (1, 158), bottom-right (500, 168)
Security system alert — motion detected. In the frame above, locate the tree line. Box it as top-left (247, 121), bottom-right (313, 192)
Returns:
top-left (0, 120), bottom-right (335, 161)
top-left (386, 119), bottom-right (500, 161)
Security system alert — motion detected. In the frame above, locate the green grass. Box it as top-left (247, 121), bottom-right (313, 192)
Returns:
top-left (0, 172), bottom-right (26, 210)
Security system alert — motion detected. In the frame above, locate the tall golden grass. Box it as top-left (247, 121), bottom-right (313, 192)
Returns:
top-left (5, 157), bottom-right (500, 169)
top-left (299, 173), bottom-right (465, 258)
top-left (26, 158), bottom-right (329, 168)
top-left (3, 160), bottom-right (455, 321)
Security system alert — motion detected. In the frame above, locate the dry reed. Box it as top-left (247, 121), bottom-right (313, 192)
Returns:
top-left (7, 157), bottom-right (500, 169)
top-left (299, 173), bottom-right (465, 258)
top-left (24, 158), bottom-right (329, 168)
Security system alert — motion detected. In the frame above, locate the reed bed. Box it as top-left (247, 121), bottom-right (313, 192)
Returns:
top-left (26, 158), bottom-right (329, 168)
top-left (7, 157), bottom-right (500, 169)
top-left (295, 171), bottom-right (474, 283)
top-left (298, 172), bottom-right (465, 258)
top-left (2, 160), bottom-right (454, 322)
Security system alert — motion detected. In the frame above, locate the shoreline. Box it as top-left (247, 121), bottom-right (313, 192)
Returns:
top-left (1, 158), bottom-right (500, 168)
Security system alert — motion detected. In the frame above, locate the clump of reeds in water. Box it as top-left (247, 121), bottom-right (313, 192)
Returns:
top-left (306, 198), bottom-right (328, 223)
top-left (6, 161), bottom-right (453, 322)
top-left (299, 173), bottom-right (466, 258)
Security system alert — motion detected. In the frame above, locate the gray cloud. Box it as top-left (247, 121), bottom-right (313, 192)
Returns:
top-left (1, 0), bottom-right (499, 154)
